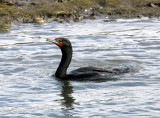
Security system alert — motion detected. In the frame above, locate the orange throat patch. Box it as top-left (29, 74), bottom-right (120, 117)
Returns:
top-left (57, 42), bottom-right (63, 47)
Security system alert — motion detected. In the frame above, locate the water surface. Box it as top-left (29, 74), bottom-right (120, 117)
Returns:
top-left (0, 18), bottom-right (160, 117)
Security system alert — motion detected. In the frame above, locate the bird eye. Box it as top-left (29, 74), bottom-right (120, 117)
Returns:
top-left (59, 39), bottom-right (62, 42)
top-left (56, 39), bottom-right (62, 42)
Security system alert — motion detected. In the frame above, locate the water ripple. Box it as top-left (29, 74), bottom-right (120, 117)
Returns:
top-left (0, 18), bottom-right (160, 117)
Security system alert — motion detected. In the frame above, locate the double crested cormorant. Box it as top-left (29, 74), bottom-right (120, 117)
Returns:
top-left (47, 38), bottom-right (130, 80)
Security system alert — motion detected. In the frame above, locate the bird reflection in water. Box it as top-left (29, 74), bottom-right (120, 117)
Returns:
top-left (60, 80), bottom-right (76, 111)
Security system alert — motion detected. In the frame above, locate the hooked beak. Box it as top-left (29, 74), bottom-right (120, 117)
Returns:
top-left (46, 38), bottom-right (58, 44)
top-left (47, 38), bottom-right (63, 48)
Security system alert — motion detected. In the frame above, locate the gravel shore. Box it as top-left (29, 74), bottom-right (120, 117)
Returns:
top-left (0, 0), bottom-right (160, 32)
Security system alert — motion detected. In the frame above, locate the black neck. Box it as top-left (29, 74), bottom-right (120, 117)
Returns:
top-left (55, 46), bottom-right (72, 79)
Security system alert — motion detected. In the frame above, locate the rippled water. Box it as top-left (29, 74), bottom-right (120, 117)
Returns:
top-left (0, 18), bottom-right (160, 117)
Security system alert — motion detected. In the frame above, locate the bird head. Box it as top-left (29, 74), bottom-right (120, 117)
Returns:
top-left (47, 37), bottom-right (71, 48)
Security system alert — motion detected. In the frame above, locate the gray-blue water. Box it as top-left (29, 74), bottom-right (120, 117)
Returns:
top-left (0, 18), bottom-right (160, 117)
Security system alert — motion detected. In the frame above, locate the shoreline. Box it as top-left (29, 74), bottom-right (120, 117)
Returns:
top-left (0, 0), bottom-right (160, 33)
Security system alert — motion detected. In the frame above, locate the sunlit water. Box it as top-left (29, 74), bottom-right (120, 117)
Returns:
top-left (0, 18), bottom-right (160, 117)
